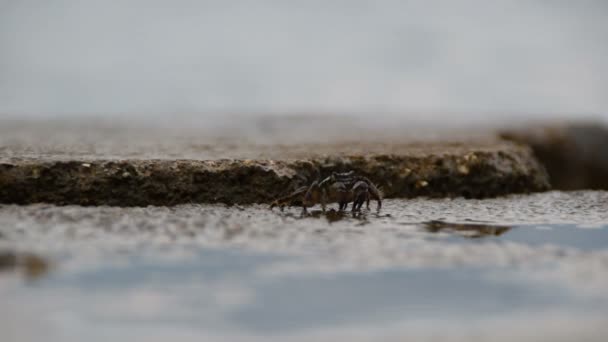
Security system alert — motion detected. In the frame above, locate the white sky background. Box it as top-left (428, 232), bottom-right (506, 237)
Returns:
top-left (0, 0), bottom-right (607, 123)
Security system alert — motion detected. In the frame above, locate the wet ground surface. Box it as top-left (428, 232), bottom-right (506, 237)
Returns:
top-left (1, 191), bottom-right (608, 341)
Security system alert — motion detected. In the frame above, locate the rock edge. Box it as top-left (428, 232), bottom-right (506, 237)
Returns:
top-left (0, 141), bottom-right (549, 206)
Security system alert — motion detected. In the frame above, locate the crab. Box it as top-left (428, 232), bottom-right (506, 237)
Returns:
top-left (270, 171), bottom-right (382, 215)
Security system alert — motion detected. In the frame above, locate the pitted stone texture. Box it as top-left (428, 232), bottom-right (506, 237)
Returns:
top-left (0, 141), bottom-right (548, 206)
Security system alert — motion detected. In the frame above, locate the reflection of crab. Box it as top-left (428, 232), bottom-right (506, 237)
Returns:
top-left (270, 171), bottom-right (382, 214)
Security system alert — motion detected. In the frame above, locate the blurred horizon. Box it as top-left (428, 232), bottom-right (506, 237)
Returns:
top-left (1, 0), bottom-right (607, 123)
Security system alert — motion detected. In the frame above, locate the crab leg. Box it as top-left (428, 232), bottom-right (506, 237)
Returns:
top-left (369, 184), bottom-right (382, 211)
top-left (320, 188), bottom-right (327, 212)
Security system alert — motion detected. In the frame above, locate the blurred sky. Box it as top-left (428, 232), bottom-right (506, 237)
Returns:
top-left (0, 0), bottom-right (607, 122)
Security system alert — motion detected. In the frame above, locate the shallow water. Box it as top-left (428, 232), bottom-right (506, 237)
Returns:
top-left (1, 191), bottom-right (608, 341)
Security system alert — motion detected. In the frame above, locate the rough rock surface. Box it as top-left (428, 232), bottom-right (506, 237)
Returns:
top-left (0, 141), bottom-right (549, 206)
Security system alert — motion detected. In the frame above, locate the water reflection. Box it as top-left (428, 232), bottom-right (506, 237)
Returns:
top-left (424, 220), bottom-right (511, 238)
top-left (232, 268), bottom-right (582, 332)
top-left (280, 209), bottom-right (370, 223)
top-left (1, 221), bottom-right (608, 340)
top-left (423, 221), bottom-right (608, 251)
top-left (504, 224), bottom-right (608, 251)
top-left (0, 251), bottom-right (50, 281)
top-left (311, 209), bottom-right (367, 223)
top-left (2, 246), bottom-right (604, 339)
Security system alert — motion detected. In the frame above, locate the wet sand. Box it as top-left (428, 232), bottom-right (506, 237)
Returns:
top-left (1, 192), bottom-right (608, 341)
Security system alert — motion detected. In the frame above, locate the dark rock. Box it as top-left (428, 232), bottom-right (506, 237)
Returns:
top-left (0, 141), bottom-right (549, 206)
top-left (500, 123), bottom-right (608, 190)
